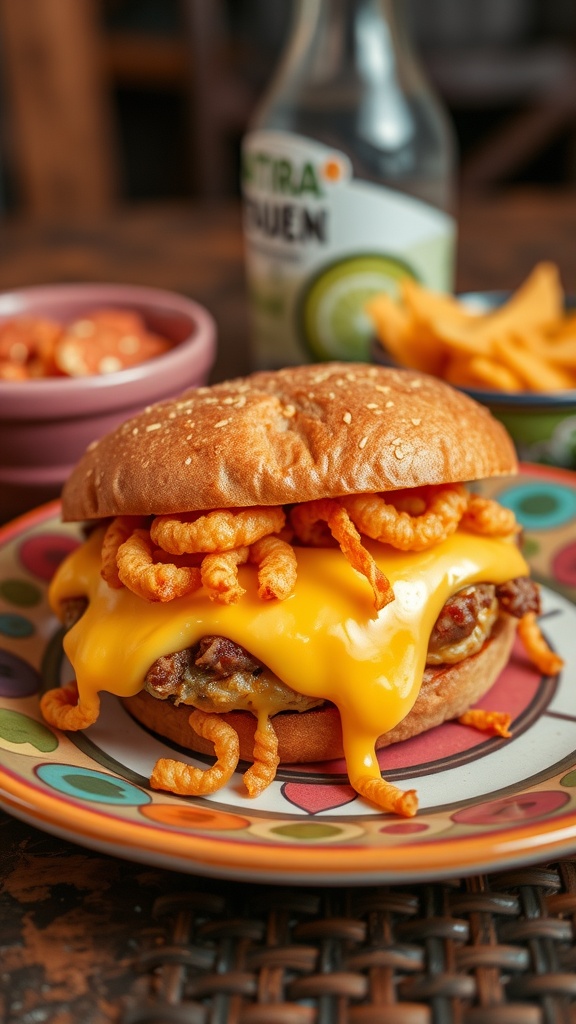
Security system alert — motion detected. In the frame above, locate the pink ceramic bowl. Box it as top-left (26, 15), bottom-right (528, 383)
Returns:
top-left (0, 283), bottom-right (217, 520)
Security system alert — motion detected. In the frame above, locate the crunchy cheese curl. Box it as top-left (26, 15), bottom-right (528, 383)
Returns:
top-left (117, 529), bottom-right (202, 602)
top-left (341, 484), bottom-right (468, 552)
top-left (150, 709), bottom-right (239, 795)
top-left (200, 546), bottom-right (249, 603)
top-left (461, 495), bottom-right (519, 537)
top-left (518, 612), bottom-right (564, 675)
top-left (291, 498), bottom-right (394, 610)
top-left (355, 775), bottom-right (418, 818)
top-left (243, 717), bottom-right (280, 797)
top-left (249, 534), bottom-right (298, 601)
top-left (150, 507), bottom-right (285, 555)
top-left (101, 515), bottom-right (147, 588)
top-left (459, 708), bottom-right (512, 738)
top-left (40, 682), bottom-right (100, 731)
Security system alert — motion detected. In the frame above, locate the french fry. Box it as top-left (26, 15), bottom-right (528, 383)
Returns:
top-left (365, 293), bottom-right (418, 367)
top-left (493, 334), bottom-right (575, 391)
top-left (369, 260), bottom-right (576, 393)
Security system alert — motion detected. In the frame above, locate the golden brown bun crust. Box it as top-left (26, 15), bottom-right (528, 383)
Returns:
top-left (62, 363), bottom-right (517, 520)
top-left (123, 616), bottom-right (517, 764)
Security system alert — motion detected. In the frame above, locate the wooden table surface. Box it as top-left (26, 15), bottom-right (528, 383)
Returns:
top-left (0, 189), bottom-right (575, 383)
top-left (2, 189), bottom-right (576, 1024)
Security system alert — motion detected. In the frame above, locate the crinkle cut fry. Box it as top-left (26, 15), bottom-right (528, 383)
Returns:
top-left (249, 534), bottom-right (298, 601)
top-left (201, 546), bottom-right (249, 603)
top-left (518, 611), bottom-right (564, 675)
top-left (341, 484), bottom-right (469, 552)
top-left (243, 715), bottom-right (280, 797)
top-left (354, 774), bottom-right (418, 817)
top-left (117, 528), bottom-right (202, 602)
top-left (40, 681), bottom-right (100, 731)
top-left (290, 498), bottom-right (394, 610)
top-left (150, 709), bottom-right (239, 795)
top-left (150, 506), bottom-right (286, 555)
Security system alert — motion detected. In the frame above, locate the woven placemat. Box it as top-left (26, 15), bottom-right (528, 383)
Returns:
top-left (120, 859), bottom-right (576, 1024)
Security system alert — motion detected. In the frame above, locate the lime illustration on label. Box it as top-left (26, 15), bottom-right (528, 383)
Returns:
top-left (242, 130), bottom-right (455, 369)
top-left (298, 253), bottom-right (417, 362)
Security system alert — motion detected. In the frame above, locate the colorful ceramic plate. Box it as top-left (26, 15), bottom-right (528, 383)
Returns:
top-left (1, 464), bottom-right (576, 884)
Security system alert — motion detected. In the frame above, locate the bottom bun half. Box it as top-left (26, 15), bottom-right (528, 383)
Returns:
top-left (123, 615), bottom-right (517, 764)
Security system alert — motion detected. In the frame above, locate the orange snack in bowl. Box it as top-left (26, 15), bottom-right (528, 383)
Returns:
top-left (0, 309), bottom-right (173, 380)
top-left (368, 261), bottom-right (576, 392)
top-left (54, 309), bottom-right (172, 377)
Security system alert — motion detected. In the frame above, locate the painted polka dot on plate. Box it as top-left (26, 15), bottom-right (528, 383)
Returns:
top-left (19, 534), bottom-right (79, 582)
top-left (0, 613), bottom-right (34, 639)
top-left (36, 763), bottom-right (151, 805)
top-left (0, 578), bottom-right (42, 607)
top-left (0, 649), bottom-right (41, 697)
top-left (552, 540), bottom-right (576, 589)
top-left (497, 482), bottom-right (576, 531)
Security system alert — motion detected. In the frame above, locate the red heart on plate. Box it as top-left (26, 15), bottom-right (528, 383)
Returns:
top-left (281, 781), bottom-right (357, 814)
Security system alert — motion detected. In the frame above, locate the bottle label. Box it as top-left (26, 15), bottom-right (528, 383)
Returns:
top-left (242, 129), bottom-right (456, 368)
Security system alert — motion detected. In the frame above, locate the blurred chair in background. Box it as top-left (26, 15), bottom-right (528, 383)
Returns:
top-left (1, 0), bottom-right (576, 224)
top-left (0, 0), bottom-right (275, 221)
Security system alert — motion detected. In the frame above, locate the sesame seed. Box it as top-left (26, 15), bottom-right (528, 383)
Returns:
top-left (146, 423), bottom-right (162, 432)
top-left (359, 436), bottom-right (368, 449)
top-left (222, 396), bottom-right (235, 405)
top-left (99, 355), bottom-right (124, 374)
top-left (394, 448), bottom-right (406, 460)
top-left (185, 456), bottom-right (192, 465)
top-left (375, 385), bottom-right (391, 394)
top-left (385, 400), bottom-right (394, 408)
top-left (214, 418), bottom-right (230, 428)
top-left (283, 404), bottom-right (296, 418)
top-left (328, 391), bottom-right (335, 400)
top-left (411, 417), bottom-right (422, 426)
top-left (234, 396), bottom-right (247, 407)
top-left (186, 433), bottom-right (193, 440)
top-left (132, 427), bottom-right (139, 436)
top-left (343, 411), bottom-right (352, 424)
top-left (366, 403), bottom-right (379, 409)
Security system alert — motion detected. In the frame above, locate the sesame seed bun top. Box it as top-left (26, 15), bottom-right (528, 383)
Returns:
top-left (61, 363), bottom-right (518, 520)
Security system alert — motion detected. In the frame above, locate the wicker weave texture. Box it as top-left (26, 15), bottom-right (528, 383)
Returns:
top-left (121, 861), bottom-right (576, 1024)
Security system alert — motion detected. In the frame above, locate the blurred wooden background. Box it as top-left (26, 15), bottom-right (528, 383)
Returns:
top-left (0, 0), bottom-right (576, 223)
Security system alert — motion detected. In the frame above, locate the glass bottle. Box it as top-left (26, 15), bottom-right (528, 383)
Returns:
top-left (241, 0), bottom-right (457, 369)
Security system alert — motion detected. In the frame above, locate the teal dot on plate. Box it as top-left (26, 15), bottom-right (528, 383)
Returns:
top-left (36, 763), bottom-right (150, 805)
top-left (0, 579), bottom-right (42, 607)
top-left (0, 613), bottom-right (34, 639)
top-left (497, 482), bottom-right (576, 531)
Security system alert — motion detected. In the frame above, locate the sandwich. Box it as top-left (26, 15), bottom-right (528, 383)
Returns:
top-left (41, 363), bottom-right (562, 816)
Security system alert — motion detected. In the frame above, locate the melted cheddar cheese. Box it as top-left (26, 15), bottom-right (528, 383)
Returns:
top-left (48, 527), bottom-right (528, 789)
